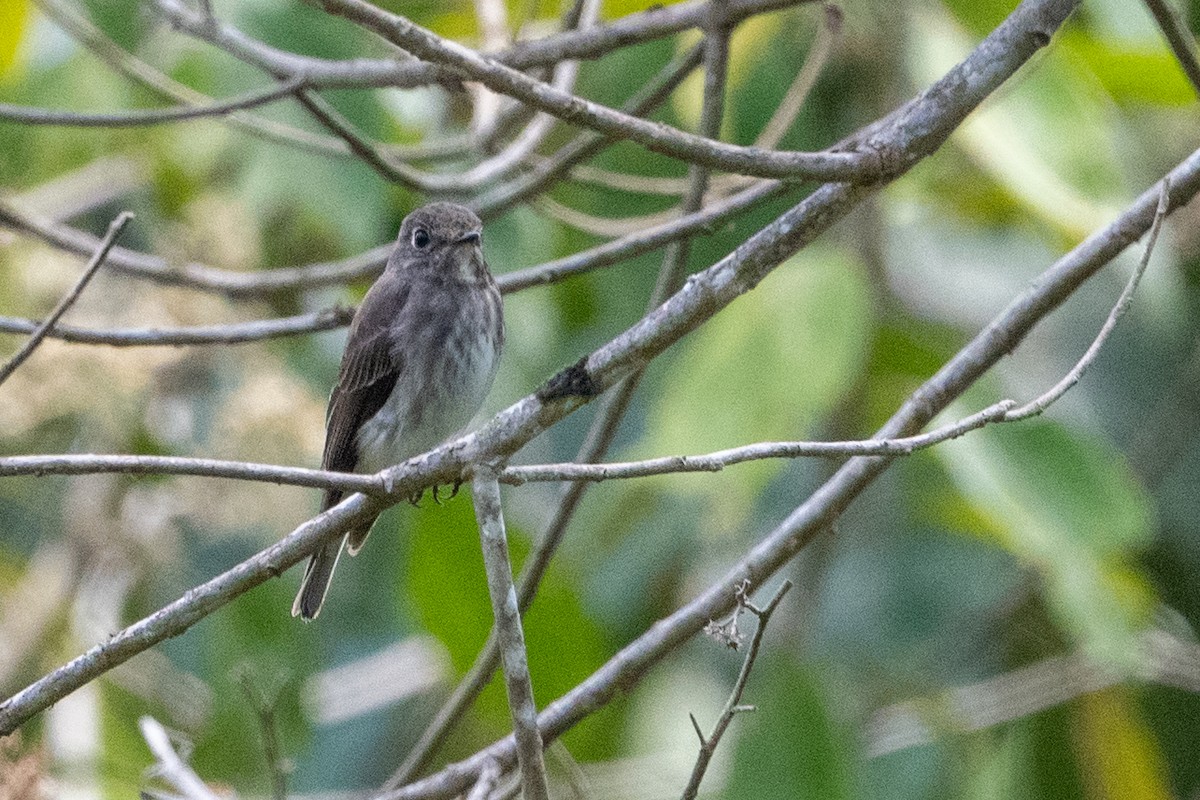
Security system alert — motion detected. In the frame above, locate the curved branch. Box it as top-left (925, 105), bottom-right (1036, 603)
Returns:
top-left (314, 0), bottom-right (877, 182)
top-left (0, 453), bottom-right (381, 494)
top-left (0, 307), bottom-right (354, 346)
top-left (153, 0), bottom-right (811, 91)
top-left (0, 77), bottom-right (306, 127)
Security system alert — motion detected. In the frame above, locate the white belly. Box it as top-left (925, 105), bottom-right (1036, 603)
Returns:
top-left (354, 327), bottom-right (499, 475)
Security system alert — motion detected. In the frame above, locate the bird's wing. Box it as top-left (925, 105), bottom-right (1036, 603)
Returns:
top-left (321, 276), bottom-right (410, 509)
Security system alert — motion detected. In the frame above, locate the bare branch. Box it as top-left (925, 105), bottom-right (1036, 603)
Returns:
top-left (472, 467), bottom-right (550, 800)
top-left (0, 453), bottom-right (382, 494)
top-left (1003, 179), bottom-right (1170, 420)
top-left (0, 211), bottom-right (131, 387)
top-left (501, 401), bottom-right (1016, 484)
top-left (314, 0), bottom-right (877, 182)
top-left (139, 716), bottom-right (225, 800)
top-left (0, 77), bottom-right (306, 127)
top-left (152, 0), bottom-right (812, 91)
top-left (681, 581), bottom-right (791, 800)
top-left (0, 306), bottom-right (354, 347)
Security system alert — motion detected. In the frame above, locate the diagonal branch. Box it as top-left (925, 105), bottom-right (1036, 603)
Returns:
top-left (0, 211), bottom-right (132, 387)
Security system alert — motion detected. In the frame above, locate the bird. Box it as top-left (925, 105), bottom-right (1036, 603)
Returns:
top-left (292, 202), bottom-right (504, 620)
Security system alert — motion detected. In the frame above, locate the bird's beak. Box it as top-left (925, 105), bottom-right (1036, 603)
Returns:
top-left (456, 230), bottom-right (483, 246)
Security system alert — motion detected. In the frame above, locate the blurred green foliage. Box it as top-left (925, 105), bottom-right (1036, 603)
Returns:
top-left (1, 0), bottom-right (1199, 798)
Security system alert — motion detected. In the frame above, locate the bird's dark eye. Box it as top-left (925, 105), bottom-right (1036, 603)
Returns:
top-left (412, 228), bottom-right (430, 249)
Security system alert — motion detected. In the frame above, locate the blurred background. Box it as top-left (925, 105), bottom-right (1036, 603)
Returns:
top-left (1, 0), bottom-right (1200, 797)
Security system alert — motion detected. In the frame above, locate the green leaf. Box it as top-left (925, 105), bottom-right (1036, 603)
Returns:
top-left (724, 656), bottom-right (858, 799)
top-left (935, 414), bottom-right (1155, 667)
top-left (1072, 688), bottom-right (1173, 800)
top-left (641, 245), bottom-right (872, 525)
top-left (1061, 31), bottom-right (1198, 107)
top-left (0, 0), bottom-right (28, 77)
top-left (406, 487), bottom-right (617, 758)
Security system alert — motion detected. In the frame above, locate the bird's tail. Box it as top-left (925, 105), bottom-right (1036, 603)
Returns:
top-left (292, 536), bottom-right (345, 620)
top-left (291, 516), bottom-right (379, 620)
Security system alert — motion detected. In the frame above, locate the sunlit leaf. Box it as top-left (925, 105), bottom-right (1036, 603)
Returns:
top-left (1061, 31), bottom-right (1198, 107)
top-left (0, 0), bottom-right (28, 76)
top-left (1073, 688), bottom-right (1173, 800)
top-left (642, 245), bottom-right (872, 526)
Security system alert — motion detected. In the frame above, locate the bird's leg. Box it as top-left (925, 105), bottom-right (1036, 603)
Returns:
top-left (408, 489), bottom-right (424, 507)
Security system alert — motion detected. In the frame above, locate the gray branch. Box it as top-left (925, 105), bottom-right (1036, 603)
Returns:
top-left (0, 211), bottom-right (131, 387)
top-left (472, 468), bottom-right (550, 800)
top-left (152, 0), bottom-right (811, 91)
top-left (0, 76), bottom-right (305, 127)
top-left (0, 305), bottom-right (353, 347)
top-left (314, 0), bottom-right (876, 182)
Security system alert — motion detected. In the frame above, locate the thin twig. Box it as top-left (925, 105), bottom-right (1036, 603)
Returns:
top-left (1140, 0), bottom-right (1200, 97)
top-left (0, 77), bottom-right (306, 127)
top-left (1003, 179), bottom-right (1170, 420)
top-left (501, 401), bottom-right (1016, 484)
top-left (472, 467), bottom-right (550, 800)
top-left (235, 672), bottom-right (289, 800)
top-left (0, 453), bottom-right (383, 494)
top-left (0, 211), bottom-right (132, 387)
top-left (152, 0), bottom-right (812, 91)
top-left (0, 306), bottom-right (354, 347)
top-left (139, 716), bottom-right (224, 800)
top-left (681, 581), bottom-right (791, 800)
